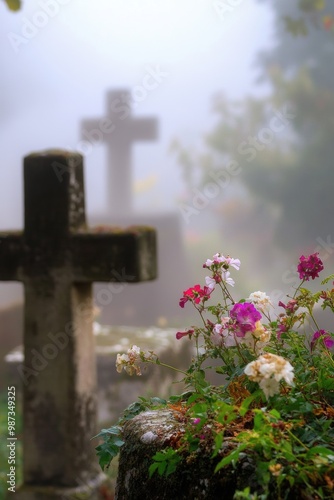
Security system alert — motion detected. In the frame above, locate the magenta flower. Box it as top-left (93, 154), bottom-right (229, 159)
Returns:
top-left (277, 321), bottom-right (287, 340)
top-left (230, 302), bottom-right (262, 337)
top-left (278, 299), bottom-right (298, 314)
top-left (176, 328), bottom-right (194, 340)
top-left (297, 253), bottom-right (324, 281)
top-left (311, 330), bottom-right (334, 351)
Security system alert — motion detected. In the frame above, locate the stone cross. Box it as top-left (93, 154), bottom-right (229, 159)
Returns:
top-left (0, 150), bottom-right (156, 499)
top-left (81, 89), bottom-right (158, 216)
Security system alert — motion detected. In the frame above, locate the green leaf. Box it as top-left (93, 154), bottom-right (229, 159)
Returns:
top-left (215, 443), bottom-right (248, 472)
top-left (148, 462), bottom-right (159, 478)
top-left (321, 274), bottom-right (334, 285)
top-left (239, 390), bottom-right (262, 417)
top-left (212, 432), bottom-right (224, 458)
top-left (283, 16), bottom-right (308, 36)
top-left (92, 426), bottom-right (122, 439)
top-left (4, 0), bottom-right (21, 11)
top-left (306, 446), bottom-right (334, 459)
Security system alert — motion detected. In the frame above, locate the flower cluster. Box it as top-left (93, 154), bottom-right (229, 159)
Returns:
top-left (115, 252), bottom-right (333, 402)
top-left (105, 251), bottom-right (334, 498)
top-left (203, 253), bottom-right (240, 290)
top-left (173, 251), bottom-right (333, 399)
top-left (297, 252), bottom-right (324, 281)
top-left (244, 353), bottom-right (294, 398)
top-left (116, 345), bottom-right (156, 376)
top-left (179, 284), bottom-right (211, 308)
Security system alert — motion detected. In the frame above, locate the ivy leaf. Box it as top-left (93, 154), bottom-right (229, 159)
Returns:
top-left (4, 0), bottom-right (21, 11)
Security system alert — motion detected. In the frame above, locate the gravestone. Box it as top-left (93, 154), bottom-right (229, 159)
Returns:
top-left (0, 150), bottom-right (157, 499)
top-left (82, 89), bottom-right (157, 215)
top-left (82, 90), bottom-right (190, 327)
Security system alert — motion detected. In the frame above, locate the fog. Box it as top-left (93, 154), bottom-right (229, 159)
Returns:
top-left (1, 0), bottom-right (333, 326)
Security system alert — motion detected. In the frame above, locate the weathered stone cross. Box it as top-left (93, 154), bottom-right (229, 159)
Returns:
top-left (0, 150), bottom-right (157, 499)
top-left (82, 89), bottom-right (158, 216)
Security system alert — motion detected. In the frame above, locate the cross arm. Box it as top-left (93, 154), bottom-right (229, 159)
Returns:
top-left (130, 118), bottom-right (158, 141)
top-left (0, 231), bottom-right (24, 281)
top-left (70, 226), bottom-right (157, 283)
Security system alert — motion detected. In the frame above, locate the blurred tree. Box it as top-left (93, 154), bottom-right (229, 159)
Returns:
top-left (173, 0), bottom-right (334, 254)
top-left (3, 0), bottom-right (21, 11)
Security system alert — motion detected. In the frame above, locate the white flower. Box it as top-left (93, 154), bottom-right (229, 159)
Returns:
top-left (241, 322), bottom-right (271, 354)
top-left (259, 378), bottom-right (280, 398)
top-left (115, 345), bottom-right (143, 376)
top-left (213, 320), bottom-right (236, 347)
top-left (247, 291), bottom-right (272, 313)
top-left (222, 271), bottom-right (235, 287)
top-left (205, 253), bottom-right (224, 267)
top-left (116, 353), bottom-right (129, 373)
top-left (252, 321), bottom-right (271, 343)
top-left (205, 276), bottom-right (216, 291)
top-left (244, 353), bottom-right (294, 398)
top-left (221, 255), bottom-right (241, 271)
top-left (128, 345), bottom-right (141, 358)
top-left (205, 253), bottom-right (240, 271)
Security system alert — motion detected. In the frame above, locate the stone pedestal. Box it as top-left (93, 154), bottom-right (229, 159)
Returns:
top-left (13, 473), bottom-right (109, 500)
top-left (115, 410), bottom-right (258, 500)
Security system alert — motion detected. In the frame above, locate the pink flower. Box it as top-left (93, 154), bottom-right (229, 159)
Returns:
top-left (230, 302), bottom-right (262, 337)
top-left (278, 299), bottom-right (298, 314)
top-left (179, 285), bottom-right (210, 308)
top-left (277, 321), bottom-right (287, 340)
top-left (204, 253), bottom-right (240, 271)
top-left (311, 330), bottom-right (334, 351)
top-left (222, 256), bottom-right (241, 271)
top-left (176, 328), bottom-right (194, 340)
top-left (297, 253), bottom-right (324, 281)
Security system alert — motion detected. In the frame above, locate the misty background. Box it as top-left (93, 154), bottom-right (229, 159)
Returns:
top-left (1, 0), bottom-right (334, 326)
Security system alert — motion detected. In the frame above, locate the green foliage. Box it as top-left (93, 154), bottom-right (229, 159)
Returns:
top-left (149, 448), bottom-right (181, 478)
top-left (92, 396), bottom-right (167, 470)
top-left (93, 426), bottom-right (124, 471)
top-left (105, 253), bottom-right (334, 497)
top-left (173, 1), bottom-right (334, 253)
top-left (3, 0), bottom-right (21, 11)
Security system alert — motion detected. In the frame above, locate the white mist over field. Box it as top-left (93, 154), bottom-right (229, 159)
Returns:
top-left (0, 0), bottom-right (276, 311)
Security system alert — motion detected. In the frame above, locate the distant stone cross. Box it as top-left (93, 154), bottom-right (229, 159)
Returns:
top-left (82, 89), bottom-right (158, 215)
top-left (0, 150), bottom-right (156, 499)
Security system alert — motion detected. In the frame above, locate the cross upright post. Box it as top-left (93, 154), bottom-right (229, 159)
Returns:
top-left (82, 89), bottom-right (158, 216)
top-left (0, 150), bottom-right (157, 499)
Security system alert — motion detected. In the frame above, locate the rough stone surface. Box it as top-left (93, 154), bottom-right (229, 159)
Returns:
top-left (115, 410), bottom-right (260, 500)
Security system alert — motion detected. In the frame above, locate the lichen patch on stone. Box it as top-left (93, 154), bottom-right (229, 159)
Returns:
top-left (141, 431), bottom-right (158, 444)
